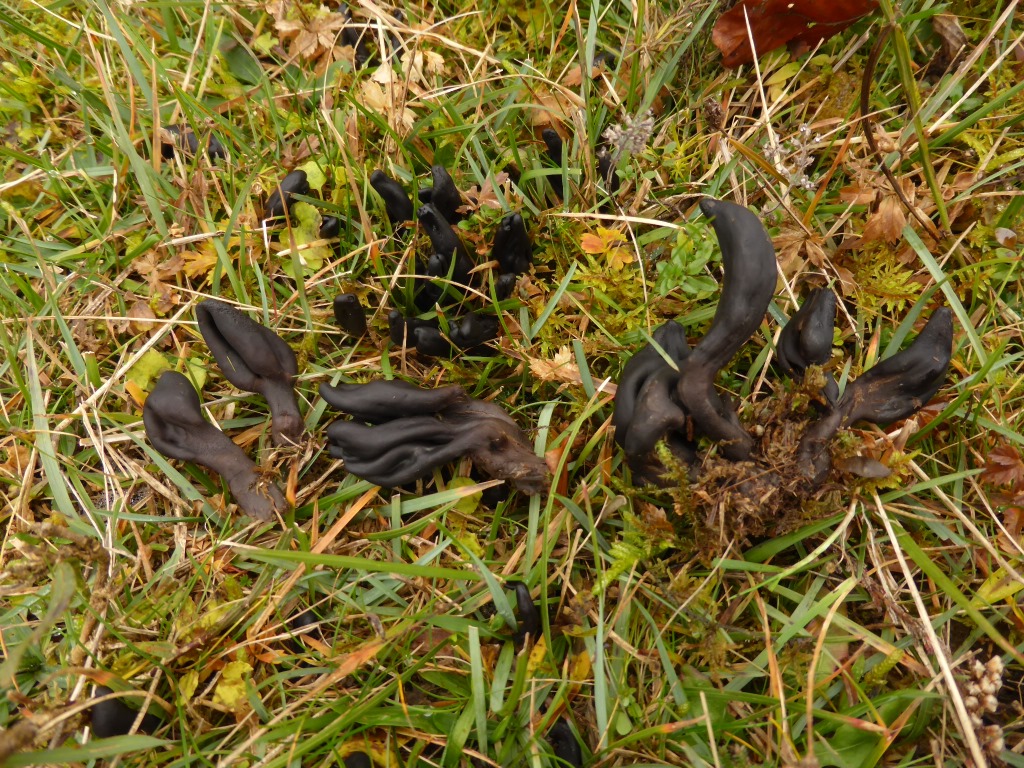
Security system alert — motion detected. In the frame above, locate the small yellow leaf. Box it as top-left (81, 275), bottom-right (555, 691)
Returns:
top-left (179, 670), bottom-right (199, 702)
top-left (580, 233), bottom-right (606, 254)
top-left (212, 660), bottom-right (253, 712)
top-left (126, 350), bottom-right (170, 394)
top-left (971, 567), bottom-right (1024, 608)
top-left (181, 248), bottom-right (219, 280)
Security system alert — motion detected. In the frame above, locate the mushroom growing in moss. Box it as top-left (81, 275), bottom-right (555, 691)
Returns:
top-left (143, 371), bottom-right (287, 520)
top-left (196, 300), bottom-right (303, 447)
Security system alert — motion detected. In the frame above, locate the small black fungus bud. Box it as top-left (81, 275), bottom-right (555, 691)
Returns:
top-left (542, 128), bottom-right (565, 198)
top-left (450, 313), bottom-right (500, 354)
top-left (319, 215), bottom-right (342, 239)
top-left (388, 310), bottom-right (439, 348)
top-left (160, 124), bottom-right (226, 161)
top-left (548, 718), bottom-right (583, 768)
top-left (418, 204), bottom-right (474, 286)
top-left (90, 686), bottom-right (161, 738)
top-left (413, 325), bottom-right (455, 358)
top-left (422, 165), bottom-right (463, 223)
top-left (333, 294), bottom-right (368, 337)
top-left (263, 169), bottom-right (310, 221)
top-left (777, 286), bottom-right (836, 380)
top-left (343, 752), bottom-right (372, 768)
top-left (510, 581), bottom-right (540, 645)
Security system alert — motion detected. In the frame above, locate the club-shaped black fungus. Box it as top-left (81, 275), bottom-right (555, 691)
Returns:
top-left (333, 294), bottom-right (368, 337)
top-left (369, 170), bottom-right (414, 224)
top-left (510, 581), bottom-right (540, 645)
top-left (491, 213), bottom-right (532, 275)
top-left (413, 325), bottom-right (456, 357)
top-left (419, 204), bottom-right (474, 286)
top-left (596, 149), bottom-right (619, 194)
top-left (674, 198), bottom-right (778, 460)
top-left (343, 753), bottom-right (372, 768)
top-left (263, 170), bottom-right (310, 221)
top-left (319, 379), bottom-right (468, 423)
top-left (319, 215), bottom-right (342, 239)
top-left (160, 124), bottom-right (226, 161)
top-left (542, 128), bottom-right (565, 198)
top-left (548, 718), bottom-right (583, 768)
top-left (495, 272), bottom-right (518, 300)
top-left (388, 310), bottom-right (439, 348)
top-left (422, 165), bottom-right (463, 223)
top-left (450, 313), bottom-right (500, 353)
top-left (777, 287), bottom-right (836, 378)
top-left (796, 307), bottom-right (954, 485)
top-left (340, 5), bottom-right (372, 66)
top-left (90, 686), bottom-right (161, 738)
top-left (196, 299), bottom-right (304, 446)
top-left (143, 371), bottom-right (286, 520)
top-left (286, 608), bottom-right (323, 653)
top-left (322, 382), bottom-right (548, 494)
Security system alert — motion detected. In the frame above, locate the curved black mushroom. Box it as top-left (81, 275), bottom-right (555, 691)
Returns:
top-left (143, 371), bottom-right (287, 520)
top-left (369, 170), bottom-right (414, 224)
top-left (343, 753), bottom-right (372, 768)
top-left (542, 128), bottom-right (565, 199)
top-left (674, 198), bottom-right (777, 460)
top-left (612, 321), bottom-right (691, 444)
top-left (548, 718), bottom-right (583, 768)
top-left (196, 300), bottom-right (304, 446)
top-left (319, 379), bottom-right (467, 423)
top-left (263, 169), bottom-right (309, 221)
top-left (796, 307), bottom-right (954, 485)
top-left (333, 294), bottom-right (368, 338)
top-left (491, 213), bottom-right (532, 275)
top-left (160, 124), bottom-right (226, 161)
top-left (495, 272), bottom-right (518, 300)
top-left (90, 686), bottom-right (161, 738)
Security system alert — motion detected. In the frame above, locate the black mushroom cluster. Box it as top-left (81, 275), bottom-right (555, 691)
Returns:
top-left (320, 379), bottom-right (548, 494)
top-left (613, 196), bottom-right (954, 489)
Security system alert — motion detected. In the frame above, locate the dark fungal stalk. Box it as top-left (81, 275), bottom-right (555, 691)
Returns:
top-left (796, 307), bottom-right (953, 485)
top-left (143, 371), bottom-right (287, 520)
top-left (420, 164), bottom-right (463, 223)
top-left (491, 212), bottom-right (532, 275)
top-left (196, 299), bottom-right (304, 447)
top-left (319, 379), bottom-right (468, 423)
top-left (777, 286), bottom-right (838, 403)
top-left (418, 203), bottom-right (474, 287)
top-left (510, 581), bottom-right (540, 645)
top-left (542, 127), bottom-right (565, 198)
top-left (548, 718), bottom-right (584, 768)
top-left (673, 198), bottom-right (778, 460)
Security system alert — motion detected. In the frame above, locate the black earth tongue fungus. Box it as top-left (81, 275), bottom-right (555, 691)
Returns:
top-left (413, 325), bottom-right (456, 358)
top-left (340, 5), bottom-right (372, 66)
top-left (418, 203), bottom-right (474, 286)
top-left (420, 165), bottom-right (463, 223)
top-left (196, 299), bottom-right (304, 447)
top-left (319, 379), bottom-right (468, 423)
top-left (509, 581), bottom-right (540, 645)
top-left (777, 286), bottom-right (839, 403)
top-left (596, 148), bottom-right (620, 195)
top-left (450, 313), bottom-right (500, 354)
top-left (387, 310), bottom-right (439, 348)
top-left (319, 215), bottom-right (342, 240)
top-left (541, 128), bottom-right (565, 199)
top-left (343, 753), bottom-right (372, 768)
top-left (262, 169), bottom-right (310, 222)
top-left (160, 125), bottom-right (226, 161)
top-left (796, 307), bottom-right (954, 486)
top-left (90, 686), bottom-right (161, 738)
top-left (321, 381), bottom-right (548, 494)
top-left (491, 212), bottom-right (532, 275)
top-left (612, 320), bottom-right (691, 453)
top-left (369, 169), bottom-right (414, 224)
top-left (333, 294), bottom-right (368, 338)
top-left (143, 371), bottom-right (286, 521)
top-left (674, 198), bottom-right (778, 461)
top-left (548, 718), bottom-right (584, 768)
top-left (622, 367), bottom-right (694, 484)
top-left (495, 272), bottom-right (518, 300)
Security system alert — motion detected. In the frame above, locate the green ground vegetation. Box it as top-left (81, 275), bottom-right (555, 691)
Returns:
top-left (2, 0), bottom-right (1024, 766)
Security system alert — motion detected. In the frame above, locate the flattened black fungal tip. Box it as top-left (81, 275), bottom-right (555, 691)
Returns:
top-left (698, 197), bottom-right (719, 217)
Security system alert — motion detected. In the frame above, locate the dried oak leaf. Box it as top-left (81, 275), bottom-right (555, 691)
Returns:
top-left (712, 0), bottom-right (879, 68)
top-left (983, 443), bottom-right (1024, 488)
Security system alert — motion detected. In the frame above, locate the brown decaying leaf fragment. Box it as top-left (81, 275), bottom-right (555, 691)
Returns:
top-left (712, 0), bottom-right (879, 68)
